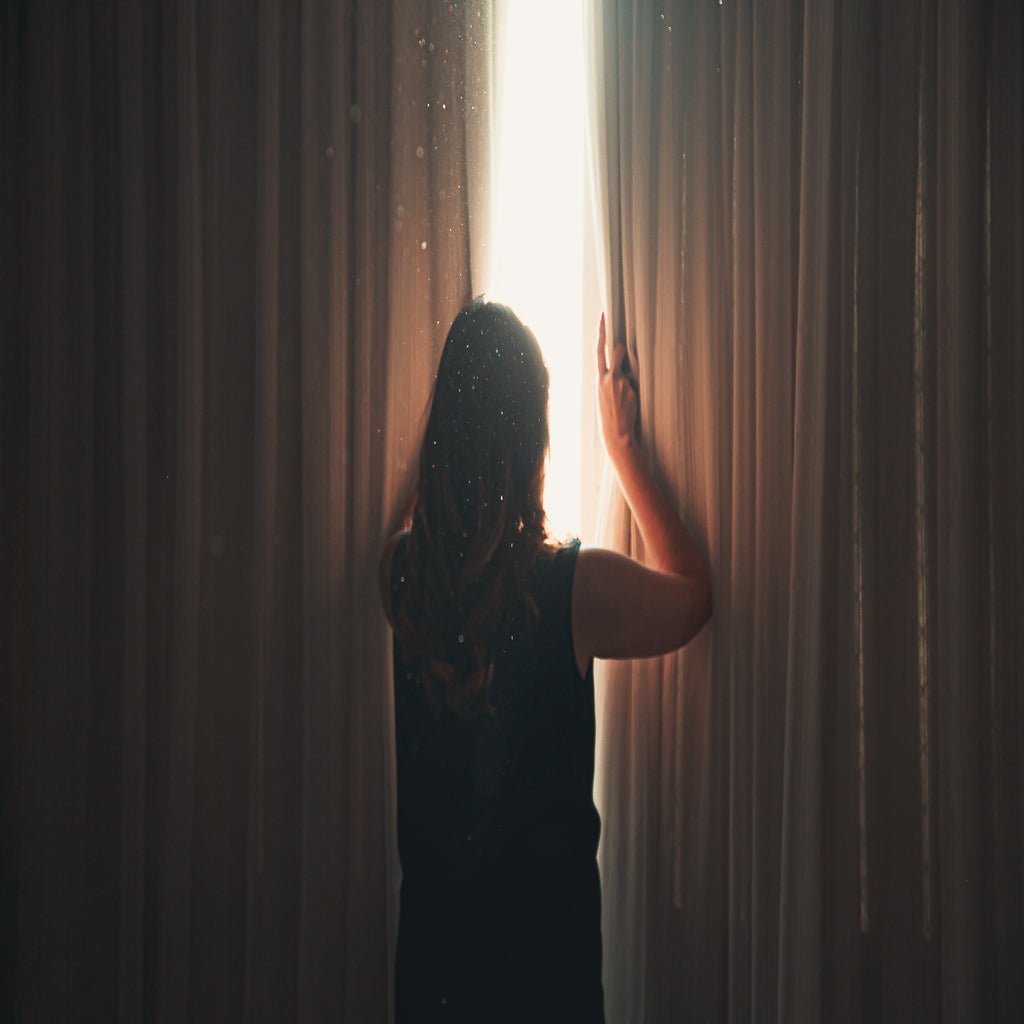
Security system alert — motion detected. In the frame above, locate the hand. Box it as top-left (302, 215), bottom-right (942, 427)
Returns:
top-left (596, 312), bottom-right (638, 458)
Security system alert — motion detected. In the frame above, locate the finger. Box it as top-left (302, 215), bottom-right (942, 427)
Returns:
top-left (596, 312), bottom-right (608, 376)
top-left (610, 335), bottom-right (627, 375)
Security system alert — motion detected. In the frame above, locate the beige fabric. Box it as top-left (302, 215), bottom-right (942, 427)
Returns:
top-left (585, 1), bottom-right (1023, 1020)
top-left (3, 1), bottom-right (492, 1020)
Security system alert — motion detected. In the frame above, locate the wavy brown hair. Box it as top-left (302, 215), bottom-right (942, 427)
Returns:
top-left (395, 298), bottom-right (551, 718)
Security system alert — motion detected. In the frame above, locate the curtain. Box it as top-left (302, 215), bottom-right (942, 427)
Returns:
top-left (585, 0), bottom-right (1023, 1020)
top-left (1, 1), bottom-right (493, 1020)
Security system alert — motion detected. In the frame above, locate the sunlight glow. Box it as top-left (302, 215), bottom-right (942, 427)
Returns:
top-left (490, 1), bottom-right (586, 541)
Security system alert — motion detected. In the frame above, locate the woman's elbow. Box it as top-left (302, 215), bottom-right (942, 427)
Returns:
top-left (691, 569), bottom-right (713, 635)
top-left (701, 573), bottom-right (713, 626)
top-left (675, 572), bottom-right (712, 649)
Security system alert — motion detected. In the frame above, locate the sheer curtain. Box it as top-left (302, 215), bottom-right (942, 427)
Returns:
top-left (1, 2), bottom-right (492, 1020)
top-left (585, 1), bottom-right (1023, 1020)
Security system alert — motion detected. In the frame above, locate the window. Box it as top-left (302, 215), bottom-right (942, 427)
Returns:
top-left (489, 0), bottom-right (601, 542)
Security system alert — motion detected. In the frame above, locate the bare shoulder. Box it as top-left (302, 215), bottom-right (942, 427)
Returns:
top-left (378, 530), bottom-right (409, 627)
top-left (572, 545), bottom-right (711, 666)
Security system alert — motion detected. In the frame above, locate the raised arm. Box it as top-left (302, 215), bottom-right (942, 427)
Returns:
top-left (572, 314), bottom-right (712, 671)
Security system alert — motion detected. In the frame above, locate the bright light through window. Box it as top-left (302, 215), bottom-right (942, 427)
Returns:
top-left (490, 1), bottom-right (588, 542)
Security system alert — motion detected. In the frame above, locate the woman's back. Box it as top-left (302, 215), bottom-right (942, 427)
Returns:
top-left (390, 533), bottom-right (605, 1024)
top-left (381, 301), bottom-right (711, 1021)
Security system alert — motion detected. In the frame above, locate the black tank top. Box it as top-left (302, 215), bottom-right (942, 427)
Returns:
top-left (390, 535), bottom-right (605, 1023)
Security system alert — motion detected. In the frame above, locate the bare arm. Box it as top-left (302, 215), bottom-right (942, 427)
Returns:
top-left (572, 313), bottom-right (712, 670)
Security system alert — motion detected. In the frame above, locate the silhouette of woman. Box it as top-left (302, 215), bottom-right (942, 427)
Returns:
top-left (380, 298), bottom-right (711, 1023)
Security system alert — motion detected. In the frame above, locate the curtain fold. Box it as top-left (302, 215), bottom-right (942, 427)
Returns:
top-left (585, 0), bottom-right (1023, 1020)
top-left (1, 2), bottom-right (493, 1020)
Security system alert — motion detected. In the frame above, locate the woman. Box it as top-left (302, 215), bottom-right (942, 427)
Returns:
top-left (379, 298), bottom-right (712, 1023)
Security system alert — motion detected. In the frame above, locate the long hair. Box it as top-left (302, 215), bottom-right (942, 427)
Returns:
top-left (395, 298), bottom-right (551, 718)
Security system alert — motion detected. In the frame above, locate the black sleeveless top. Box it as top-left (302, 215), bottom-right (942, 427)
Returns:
top-left (390, 535), bottom-right (605, 1023)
